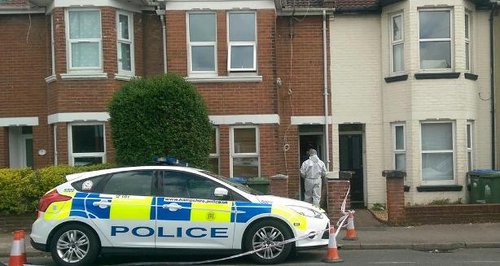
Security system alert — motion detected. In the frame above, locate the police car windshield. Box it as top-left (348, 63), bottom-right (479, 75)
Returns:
top-left (200, 171), bottom-right (264, 195)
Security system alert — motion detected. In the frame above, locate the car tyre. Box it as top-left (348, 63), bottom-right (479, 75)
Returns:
top-left (244, 219), bottom-right (293, 264)
top-left (50, 223), bottom-right (100, 266)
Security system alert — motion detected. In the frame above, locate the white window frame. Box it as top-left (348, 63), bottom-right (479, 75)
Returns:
top-left (390, 13), bottom-right (404, 74)
top-left (68, 123), bottom-right (106, 166)
top-left (187, 12), bottom-right (217, 76)
top-left (230, 126), bottom-right (260, 177)
top-left (392, 123), bottom-right (406, 172)
top-left (227, 11), bottom-right (257, 72)
top-left (465, 12), bottom-right (471, 72)
top-left (418, 9), bottom-right (453, 71)
top-left (420, 121), bottom-right (455, 185)
top-left (65, 9), bottom-right (103, 73)
top-left (116, 11), bottom-right (135, 76)
top-left (209, 126), bottom-right (220, 174)
top-left (466, 121), bottom-right (474, 172)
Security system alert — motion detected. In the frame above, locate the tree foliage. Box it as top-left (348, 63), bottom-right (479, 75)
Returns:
top-left (108, 73), bottom-right (212, 167)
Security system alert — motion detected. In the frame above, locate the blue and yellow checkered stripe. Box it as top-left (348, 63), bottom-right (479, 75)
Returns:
top-left (45, 192), bottom-right (275, 223)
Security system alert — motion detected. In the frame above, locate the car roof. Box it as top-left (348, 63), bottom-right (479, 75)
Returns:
top-left (65, 165), bottom-right (205, 182)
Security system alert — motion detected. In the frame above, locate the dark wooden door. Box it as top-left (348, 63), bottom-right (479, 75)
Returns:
top-left (339, 134), bottom-right (364, 206)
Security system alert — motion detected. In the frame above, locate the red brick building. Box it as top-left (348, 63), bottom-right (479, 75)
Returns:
top-left (0, 0), bottom-right (333, 200)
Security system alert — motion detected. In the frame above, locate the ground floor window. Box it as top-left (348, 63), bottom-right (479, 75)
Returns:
top-left (466, 121), bottom-right (474, 172)
top-left (69, 123), bottom-right (105, 166)
top-left (393, 123), bottom-right (406, 171)
top-left (231, 126), bottom-right (259, 177)
top-left (421, 122), bottom-right (454, 183)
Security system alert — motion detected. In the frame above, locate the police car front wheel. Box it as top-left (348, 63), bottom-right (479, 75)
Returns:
top-left (244, 220), bottom-right (293, 264)
top-left (50, 224), bottom-right (100, 266)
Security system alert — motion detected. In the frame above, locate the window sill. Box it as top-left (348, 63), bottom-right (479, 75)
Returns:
top-left (186, 75), bottom-right (263, 83)
top-left (414, 72), bottom-right (460, 80)
top-left (45, 75), bottom-right (57, 83)
top-left (384, 74), bottom-right (408, 83)
top-left (464, 73), bottom-right (478, 81)
top-left (114, 74), bottom-right (138, 81)
top-left (60, 72), bottom-right (108, 80)
top-left (416, 185), bottom-right (463, 192)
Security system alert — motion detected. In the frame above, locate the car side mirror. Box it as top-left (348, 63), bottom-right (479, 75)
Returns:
top-left (214, 187), bottom-right (229, 199)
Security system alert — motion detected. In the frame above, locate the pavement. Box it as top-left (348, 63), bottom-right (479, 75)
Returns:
top-left (1, 209), bottom-right (500, 258)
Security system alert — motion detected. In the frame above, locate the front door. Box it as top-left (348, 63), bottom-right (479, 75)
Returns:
top-left (339, 134), bottom-right (364, 207)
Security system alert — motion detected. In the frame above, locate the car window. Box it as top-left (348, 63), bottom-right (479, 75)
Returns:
top-left (162, 171), bottom-right (221, 200)
top-left (101, 170), bottom-right (155, 196)
top-left (72, 174), bottom-right (107, 192)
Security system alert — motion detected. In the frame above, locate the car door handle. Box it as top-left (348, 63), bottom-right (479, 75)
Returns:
top-left (93, 200), bottom-right (112, 208)
top-left (163, 203), bottom-right (183, 211)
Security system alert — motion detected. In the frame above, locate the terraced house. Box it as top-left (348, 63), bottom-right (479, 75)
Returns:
top-left (0, 0), bottom-right (334, 202)
top-left (332, 0), bottom-right (495, 206)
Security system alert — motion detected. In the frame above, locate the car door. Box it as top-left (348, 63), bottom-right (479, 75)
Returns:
top-left (84, 170), bottom-right (157, 248)
top-left (155, 170), bottom-right (236, 249)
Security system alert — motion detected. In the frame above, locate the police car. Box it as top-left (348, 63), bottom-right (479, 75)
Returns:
top-left (30, 166), bottom-right (330, 265)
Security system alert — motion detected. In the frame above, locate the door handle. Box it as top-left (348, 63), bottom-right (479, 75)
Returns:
top-left (93, 200), bottom-right (112, 208)
top-left (163, 203), bottom-right (183, 211)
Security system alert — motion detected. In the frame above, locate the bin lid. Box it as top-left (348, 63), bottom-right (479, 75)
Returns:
top-left (468, 169), bottom-right (500, 178)
top-left (246, 177), bottom-right (270, 184)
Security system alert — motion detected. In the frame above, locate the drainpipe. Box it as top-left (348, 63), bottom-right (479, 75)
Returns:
top-left (323, 9), bottom-right (330, 171)
top-left (53, 125), bottom-right (57, 165)
top-left (490, 1), bottom-right (497, 169)
top-left (156, 5), bottom-right (167, 73)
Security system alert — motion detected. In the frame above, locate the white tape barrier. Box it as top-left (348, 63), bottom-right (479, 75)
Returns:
top-left (108, 189), bottom-right (353, 265)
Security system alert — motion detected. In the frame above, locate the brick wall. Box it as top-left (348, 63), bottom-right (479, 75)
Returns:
top-left (405, 204), bottom-right (500, 224)
top-left (326, 179), bottom-right (351, 222)
top-left (276, 15), bottom-right (331, 198)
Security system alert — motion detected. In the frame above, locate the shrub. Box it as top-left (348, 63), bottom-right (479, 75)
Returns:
top-left (0, 164), bottom-right (112, 215)
top-left (108, 73), bottom-right (212, 168)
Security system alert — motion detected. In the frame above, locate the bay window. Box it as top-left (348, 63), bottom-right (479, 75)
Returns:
top-left (117, 11), bottom-right (134, 76)
top-left (391, 13), bottom-right (404, 73)
top-left (419, 10), bottom-right (452, 70)
top-left (209, 127), bottom-right (220, 174)
top-left (393, 124), bottom-right (406, 171)
top-left (467, 122), bottom-right (473, 172)
top-left (465, 12), bottom-right (471, 71)
top-left (67, 10), bottom-right (102, 71)
top-left (421, 122), bottom-right (454, 183)
top-left (69, 124), bottom-right (105, 166)
top-left (231, 127), bottom-right (259, 177)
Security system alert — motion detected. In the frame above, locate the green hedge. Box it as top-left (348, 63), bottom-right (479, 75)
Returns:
top-left (108, 73), bottom-right (212, 168)
top-left (0, 164), bottom-right (112, 215)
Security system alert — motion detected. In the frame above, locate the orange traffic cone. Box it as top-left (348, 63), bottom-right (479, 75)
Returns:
top-left (322, 226), bottom-right (343, 263)
top-left (8, 230), bottom-right (27, 266)
top-left (343, 211), bottom-right (358, 241)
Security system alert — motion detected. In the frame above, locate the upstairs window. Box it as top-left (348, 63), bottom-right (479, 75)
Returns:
top-left (465, 12), bottom-right (471, 72)
top-left (228, 12), bottom-right (256, 72)
top-left (391, 13), bottom-right (404, 73)
top-left (117, 11), bottom-right (134, 76)
top-left (67, 10), bottom-right (102, 71)
top-left (419, 10), bottom-right (452, 70)
top-left (188, 12), bottom-right (216, 75)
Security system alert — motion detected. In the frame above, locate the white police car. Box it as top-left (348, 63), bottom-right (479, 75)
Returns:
top-left (30, 166), bottom-right (330, 265)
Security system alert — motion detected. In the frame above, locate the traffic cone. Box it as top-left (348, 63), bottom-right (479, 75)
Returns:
top-left (8, 230), bottom-right (27, 266)
top-left (343, 210), bottom-right (358, 241)
top-left (322, 226), bottom-right (343, 263)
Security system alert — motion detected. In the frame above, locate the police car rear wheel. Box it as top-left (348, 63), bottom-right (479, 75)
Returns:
top-left (244, 220), bottom-right (293, 264)
top-left (50, 224), bottom-right (100, 266)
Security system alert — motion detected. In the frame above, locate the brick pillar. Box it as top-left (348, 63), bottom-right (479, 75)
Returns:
top-left (382, 170), bottom-right (406, 224)
top-left (270, 174), bottom-right (288, 197)
top-left (326, 172), bottom-right (351, 223)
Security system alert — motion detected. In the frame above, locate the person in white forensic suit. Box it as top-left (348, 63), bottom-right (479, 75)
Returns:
top-left (300, 149), bottom-right (327, 207)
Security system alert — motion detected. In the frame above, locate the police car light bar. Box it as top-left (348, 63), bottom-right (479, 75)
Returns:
top-left (152, 156), bottom-right (189, 167)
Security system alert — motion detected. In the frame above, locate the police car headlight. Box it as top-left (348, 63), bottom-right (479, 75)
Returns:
top-left (288, 205), bottom-right (323, 218)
